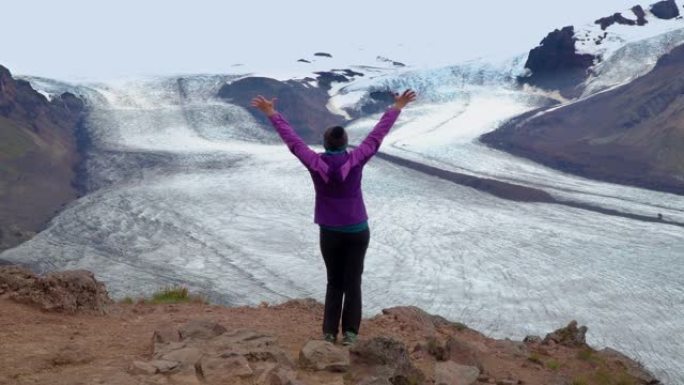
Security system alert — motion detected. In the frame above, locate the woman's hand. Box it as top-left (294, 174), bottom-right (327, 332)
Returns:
top-left (251, 95), bottom-right (278, 116)
top-left (393, 89), bottom-right (417, 110)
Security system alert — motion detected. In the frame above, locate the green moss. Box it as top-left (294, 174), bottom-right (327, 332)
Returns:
top-left (145, 285), bottom-right (208, 304)
top-left (547, 359), bottom-right (560, 370)
top-left (577, 347), bottom-right (597, 362)
top-left (615, 375), bottom-right (636, 385)
top-left (151, 286), bottom-right (190, 303)
top-left (527, 353), bottom-right (544, 365)
top-left (453, 322), bottom-right (467, 331)
top-left (594, 369), bottom-right (613, 385)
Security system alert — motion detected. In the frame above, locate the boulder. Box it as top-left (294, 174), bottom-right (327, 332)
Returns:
top-left (129, 360), bottom-right (158, 375)
top-left (350, 337), bottom-right (425, 385)
top-left (153, 324), bottom-right (182, 343)
top-left (380, 306), bottom-right (445, 338)
top-left (149, 359), bottom-right (180, 373)
top-left (168, 366), bottom-right (202, 385)
top-left (299, 340), bottom-right (350, 372)
top-left (434, 361), bottom-right (480, 385)
top-left (1, 267), bottom-right (111, 314)
top-left (179, 319), bottom-right (226, 340)
top-left (159, 347), bottom-right (203, 369)
top-left (199, 355), bottom-right (253, 383)
top-left (255, 364), bottom-right (303, 385)
top-left (543, 320), bottom-right (587, 347)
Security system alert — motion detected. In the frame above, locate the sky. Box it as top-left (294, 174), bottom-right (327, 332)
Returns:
top-left (1, 0), bottom-right (648, 80)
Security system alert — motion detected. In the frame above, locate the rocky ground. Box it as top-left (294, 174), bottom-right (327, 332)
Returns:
top-left (0, 266), bottom-right (660, 385)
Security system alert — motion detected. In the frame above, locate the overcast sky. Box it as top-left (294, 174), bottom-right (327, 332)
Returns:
top-left (1, 0), bottom-right (646, 80)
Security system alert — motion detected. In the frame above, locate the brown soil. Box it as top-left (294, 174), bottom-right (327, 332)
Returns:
top-left (0, 296), bottom-right (654, 385)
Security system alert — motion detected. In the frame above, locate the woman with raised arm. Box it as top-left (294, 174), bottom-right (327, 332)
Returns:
top-left (251, 89), bottom-right (417, 345)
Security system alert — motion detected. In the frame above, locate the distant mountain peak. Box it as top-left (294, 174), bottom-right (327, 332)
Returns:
top-left (519, 0), bottom-right (684, 97)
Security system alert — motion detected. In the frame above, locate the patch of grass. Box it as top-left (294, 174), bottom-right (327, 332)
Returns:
top-left (594, 369), bottom-right (612, 385)
top-left (124, 285), bottom-right (210, 305)
top-left (571, 379), bottom-right (588, 385)
top-left (547, 359), bottom-right (560, 370)
top-left (577, 347), bottom-right (598, 362)
top-left (527, 353), bottom-right (544, 365)
top-left (151, 286), bottom-right (191, 304)
top-left (453, 322), bottom-right (467, 331)
top-left (591, 369), bottom-right (636, 385)
top-left (426, 337), bottom-right (448, 361)
top-left (615, 375), bottom-right (636, 385)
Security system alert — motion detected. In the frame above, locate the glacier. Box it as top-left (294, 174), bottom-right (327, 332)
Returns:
top-left (5, 21), bottom-right (684, 384)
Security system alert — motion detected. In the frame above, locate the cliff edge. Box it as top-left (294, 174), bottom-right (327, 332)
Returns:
top-left (0, 266), bottom-right (660, 385)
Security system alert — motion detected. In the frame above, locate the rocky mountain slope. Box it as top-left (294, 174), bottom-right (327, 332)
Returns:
top-left (482, 41), bottom-right (684, 194)
top-left (0, 65), bottom-right (85, 251)
top-left (216, 68), bottom-right (381, 143)
top-left (518, 0), bottom-right (684, 97)
top-left (0, 266), bottom-right (661, 385)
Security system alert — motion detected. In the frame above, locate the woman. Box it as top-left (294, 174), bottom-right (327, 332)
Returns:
top-left (251, 89), bottom-right (417, 345)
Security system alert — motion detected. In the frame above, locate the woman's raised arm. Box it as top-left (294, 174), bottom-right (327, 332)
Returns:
top-left (348, 89), bottom-right (416, 167)
top-left (251, 96), bottom-right (330, 181)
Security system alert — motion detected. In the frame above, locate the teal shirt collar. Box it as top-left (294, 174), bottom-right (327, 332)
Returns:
top-left (324, 146), bottom-right (347, 155)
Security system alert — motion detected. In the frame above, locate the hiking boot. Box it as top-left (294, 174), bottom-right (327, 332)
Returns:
top-left (342, 331), bottom-right (358, 346)
top-left (323, 333), bottom-right (337, 343)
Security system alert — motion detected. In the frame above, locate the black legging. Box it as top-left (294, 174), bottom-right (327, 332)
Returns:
top-left (319, 227), bottom-right (370, 336)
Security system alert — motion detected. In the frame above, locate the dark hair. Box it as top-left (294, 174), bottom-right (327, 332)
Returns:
top-left (323, 126), bottom-right (348, 151)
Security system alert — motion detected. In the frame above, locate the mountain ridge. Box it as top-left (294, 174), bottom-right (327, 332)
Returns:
top-left (0, 65), bottom-right (85, 251)
top-left (482, 39), bottom-right (684, 195)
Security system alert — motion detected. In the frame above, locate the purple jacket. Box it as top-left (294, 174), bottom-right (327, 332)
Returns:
top-left (268, 107), bottom-right (401, 226)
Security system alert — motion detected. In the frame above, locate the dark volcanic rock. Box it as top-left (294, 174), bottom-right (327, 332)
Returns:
top-left (297, 58), bottom-right (311, 63)
top-left (632, 5), bottom-right (648, 25)
top-left (0, 64), bottom-right (85, 251)
top-left (518, 26), bottom-right (596, 97)
top-left (314, 69), bottom-right (364, 91)
top-left (595, 12), bottom-right (637, 30)
top-left (314, 71), bottom-right (350, 91)
top-left (217, 76), bottom-right (345, 142)
top-left (314, 52), bottom-right (333, 58)
top-left (377, 56), bottom-right (406, 67)
top-left (650, 0), bottom-right (679, 19)
top-left (483, 43), bottom-right (684, 195)
top-left (357, 89), bottom-right (396, 116)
